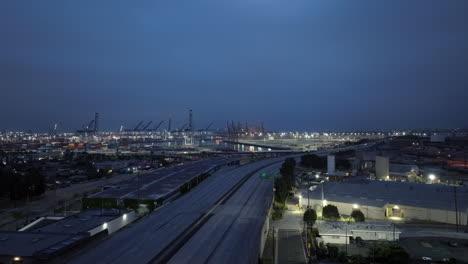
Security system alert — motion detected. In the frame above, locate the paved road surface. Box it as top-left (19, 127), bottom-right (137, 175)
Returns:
top-left (270, 194), bottom-right (306, 264)
top-left (277, 229), bottom-right (307, 264)
top-left (168, 163), bottom-right (281, 264)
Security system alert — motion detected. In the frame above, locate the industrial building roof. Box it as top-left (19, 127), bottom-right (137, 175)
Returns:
top-left (307, 179), bottom-right (468, 211)
top-left (0, 231), bottom-right (87, 257)
top-left (317, 221), bottom-right (400, 235)
top-left (91, 158), bottom-right (237, 200)
top-left (0, 209), bottom-right (127, 259)
top-left (32, 209), bottom-right (126, 235)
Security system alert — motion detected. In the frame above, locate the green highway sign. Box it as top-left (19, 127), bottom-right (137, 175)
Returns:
top-left (259, 172), bottom-right (274, 179)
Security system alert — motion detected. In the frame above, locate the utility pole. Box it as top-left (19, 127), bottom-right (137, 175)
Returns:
top-left (307, 183), bottom-right (310, 209)
top-left (454, 186), bottom-right (459, 232)
top-left (345, 223), bottom-right (348, 256)
top-left (321, 182), bottom-right (324, 204)
top-left (305, 223), bottom-right (308, 262)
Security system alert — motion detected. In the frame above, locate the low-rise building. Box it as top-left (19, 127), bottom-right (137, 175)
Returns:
top-left (316, 221), bottom-right (400, 244)
top-left (0, 209), bottom-right (136, 264)
top-left (301, 179), bottom-right (468, 225)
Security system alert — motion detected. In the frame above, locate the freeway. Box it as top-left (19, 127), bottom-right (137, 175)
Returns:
top-left (69, 157), bottom-right (291, 264)
top-left (163, 142), bottom-right (381, 264)
top-left (167, 162), bottom-right (281, 264)
top-left (70, 142), bottom-right (377, 264)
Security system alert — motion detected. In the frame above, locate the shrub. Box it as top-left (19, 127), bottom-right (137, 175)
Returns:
top-left (351, 209), bottom-right (365, 222)
top-left (322, 204), bottom-right (340, 220)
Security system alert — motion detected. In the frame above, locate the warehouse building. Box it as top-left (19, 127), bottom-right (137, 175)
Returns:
top-left (301, 179), bottom-right (468, 225)
top-left (316, 221), bottom-right (401, 244)
top-left (0, 209), bottom-right (135, 264)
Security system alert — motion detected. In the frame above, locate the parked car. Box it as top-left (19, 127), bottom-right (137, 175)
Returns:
top-left (422, 256), bottom-right (432, 261)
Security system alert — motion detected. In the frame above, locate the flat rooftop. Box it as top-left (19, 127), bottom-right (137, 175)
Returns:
top-left (0, 231), bottom-right (87, 257)
top-left (91, 158), bottom-right (237, 200)
top-left (306, 179), bottom-right (468, 211)
top-left (317, 221), bottom-right (401, 235)
top-left (32, 209), bottom-right (125, 235)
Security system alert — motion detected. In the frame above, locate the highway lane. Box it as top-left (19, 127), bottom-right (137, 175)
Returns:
top-left (70, 157), bottom-right (290, 264)
top-left (168, 163), bottom-right (281, 264)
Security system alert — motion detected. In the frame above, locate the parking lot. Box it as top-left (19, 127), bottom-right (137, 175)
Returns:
top-left (399, 237), bottom-right (468, 263)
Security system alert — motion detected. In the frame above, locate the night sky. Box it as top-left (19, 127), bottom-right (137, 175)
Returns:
top-left (1, 0), bottom-right (467, 132)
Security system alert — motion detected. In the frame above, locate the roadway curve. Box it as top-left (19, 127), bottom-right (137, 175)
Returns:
top-left (70, 157), bottom-right (291, 264)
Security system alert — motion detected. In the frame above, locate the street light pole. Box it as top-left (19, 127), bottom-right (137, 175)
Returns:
top-left (345, 223), bottom-right (348, 256)
top-left (454, 186), bottom-right (459, 232)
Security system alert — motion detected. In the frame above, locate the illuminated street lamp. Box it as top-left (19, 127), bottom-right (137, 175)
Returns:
top-left (428, 174), bottom-right (436, 181)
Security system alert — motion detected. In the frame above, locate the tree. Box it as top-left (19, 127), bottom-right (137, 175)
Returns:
top-left (369, 245), bottom-right (409, 264)
top-left (274, 177), bottom-right (289, 203)
top-left (279, 158), bottom-right (296, 186)
top-left (10, 210), bottom-right (24, 230)
top-left (300, 154), bottom-right (326, 169)
top-left (349, 255), bottom-right (368, 264)
top-left (303, 208), bottom-right (317, 228)
top-left (63, 149), bottom-right (74, 161)
top-left (407, 171), bottom-right (423, 183)
top-left (322, 204), bottom-right (340, 220)
top-left (351, 209), bottom-right (365, 222)
top-left (98, 169), bottom-right (108, 178)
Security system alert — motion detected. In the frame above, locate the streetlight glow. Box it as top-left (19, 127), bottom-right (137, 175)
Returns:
top-left (428, 174), bottom-right (436, 181)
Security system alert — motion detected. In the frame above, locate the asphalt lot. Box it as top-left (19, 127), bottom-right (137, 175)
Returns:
top-left (270, 195), bottom-right (306, 264)
top-left (399, 237), bottom-right (468, 263)
top-left (277, 229), bottom-right (307, 264)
